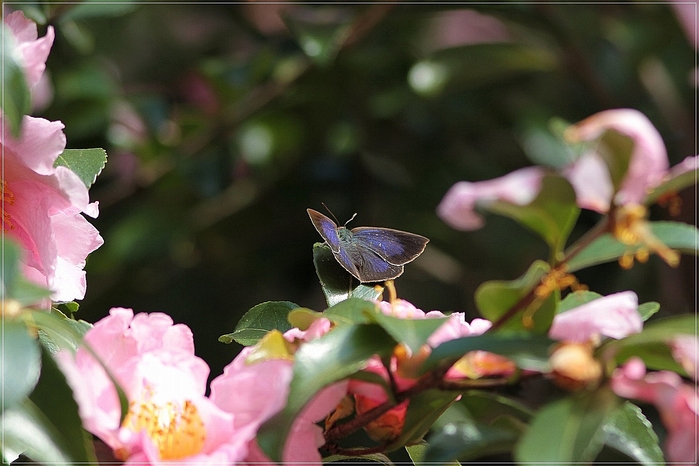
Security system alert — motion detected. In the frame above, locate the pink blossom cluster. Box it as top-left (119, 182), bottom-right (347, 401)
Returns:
top-left (438, 108), bottom-right (698, 229)
top-left (2, 11), bottom-right (102, 302)
top-left (58, 308), bottom-right (347, 465)
top-left (58, 293), bottom-right (695, 464)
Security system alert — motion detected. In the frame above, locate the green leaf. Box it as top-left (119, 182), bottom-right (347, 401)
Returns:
top-left (488, 174), bottom-right (580, 254)
top-left (386, 389), bottom-right (461, 452)
top-left (31, 309), bottom-right (91, 353)
top-left (475, 260), bottom-right (556, 333)
top-left (53, 148), bottom-right (108, 188)
top-left (645, 160), bottom-right (698, 205)
top-left (457, 390), bottom-right (533, 425)
top-left (0, 346), bottom-right (97, 465)
top-left (324, 296), bottom-right (379, 325)
top-left (602, 315), bottom-right (694, 374)
top-left (423, 417), bottom-right (519, 463)
top-left (407, 442), bottom-right (463, 465)
top-left (0, 24), bottom-right (31, 138)
top-left (423, 334), bottom-right (553, 374)
top-left (1, 321), bottom-right (41, 412)
top-left (566, 221), bottom-right (699, 272)
top-left (597, 129), bottom-right (634, 191)
top-left (558, 290), bottom-right (603, 313)
top-left (601, 402), bottom-right (665, 465)
top-left (256, 323), bottom-right (397, 462)
top-left (637, 301), bottom-right (660, 321)
top-left (313, 243), bottom-right (383, 307)
top-left (287, 307), bottom-right (323, 330)
top-left (370, 312), bottom-right (448, 354)
top-left (219, 301), bottom-right (298, 346)
top-left (514, 388), bottom-right (620, 463)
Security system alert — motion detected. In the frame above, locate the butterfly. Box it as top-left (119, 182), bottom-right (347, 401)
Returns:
top-left (307, 208), bottom-right (429, 283)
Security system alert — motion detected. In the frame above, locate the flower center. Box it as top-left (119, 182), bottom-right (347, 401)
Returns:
top-left (1, 180), bottom-right (15, 231)
top-left (122, 398), bottom-right (206, 460)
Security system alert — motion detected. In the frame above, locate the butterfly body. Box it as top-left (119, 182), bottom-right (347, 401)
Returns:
top-left (307, 208), bottom-right (429, 283)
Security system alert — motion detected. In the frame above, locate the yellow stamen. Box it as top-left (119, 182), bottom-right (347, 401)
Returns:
top-left (2, 180), bottom-right (15, 231)
top-left (612, 204), bottom-right (679, 268)
top-left (657, 192), bottom-right (683, 217)
top-left (526, 268), bottom-right (586, 329)
top-left (121, 397), bottom-right (206, 460)
top-left (534, 267), bottom-right (585, 300)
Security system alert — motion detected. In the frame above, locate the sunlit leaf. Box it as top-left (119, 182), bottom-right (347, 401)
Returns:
top-left (424, 334), bottom-right (553, 374)
top-left (371, 312), bottom-right (448, 354)
top-left (219, 301), bottom-right (298, 346)
top-left (54, 148), bottom-right (108, 188)
top-left (601, 401), bottom-right (665, 465)
top-left (323, 296), bottom-right (379, 325)
top-left (566, 221), bottom-right (699, 272)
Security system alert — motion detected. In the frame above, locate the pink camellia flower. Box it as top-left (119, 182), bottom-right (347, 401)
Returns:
top-left (210, 318), bottom-right (348, 465)
top-left (1, 115), bottom-right (103, 302)
top-left (2, 12), bottom-right (102, 302)
top-left (611, 357), bottom-right (699, 462)
top-left (57, 308), bottom-right (247, 465)
top-left (548, 291), bottom-right (642, 343)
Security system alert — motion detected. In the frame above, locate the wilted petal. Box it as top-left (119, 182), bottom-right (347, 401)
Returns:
top-left (549, 291), bottom-right (641, 342)
top-left (438, 166), bottom-right (544, 230)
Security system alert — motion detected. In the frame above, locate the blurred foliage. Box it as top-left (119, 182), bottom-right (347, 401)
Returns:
top-left (15, 2), bottom-right (696, 378)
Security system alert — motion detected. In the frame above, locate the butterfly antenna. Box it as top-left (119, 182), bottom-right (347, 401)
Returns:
top-left (322, 202), bottom-right (341, 225)
top-left (345, 212), bottom-right (358, 227)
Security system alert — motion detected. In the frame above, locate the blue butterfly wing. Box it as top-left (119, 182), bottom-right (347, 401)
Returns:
top-left (307, 209), bottom-right (341, 252)
top-left (351, 227), bottom-right (429, 266)
top-left (333, 240), bottom-right (405, 282)
top-left (308, 209), bottom-right (429, 282)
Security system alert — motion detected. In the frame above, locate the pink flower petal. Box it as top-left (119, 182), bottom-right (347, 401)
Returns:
top-left (562, 152), bottom-right (614, 212)
top-left (565, 109), bottom-right (669, 205)
top-left (438, 166), bottom-right (544, 230)
top-left (549, 291), bottom-right (641, 342)
top-left (4, 11), bottom-right (54, 89)
top-left (611, 358), bottom-right (699, 462)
